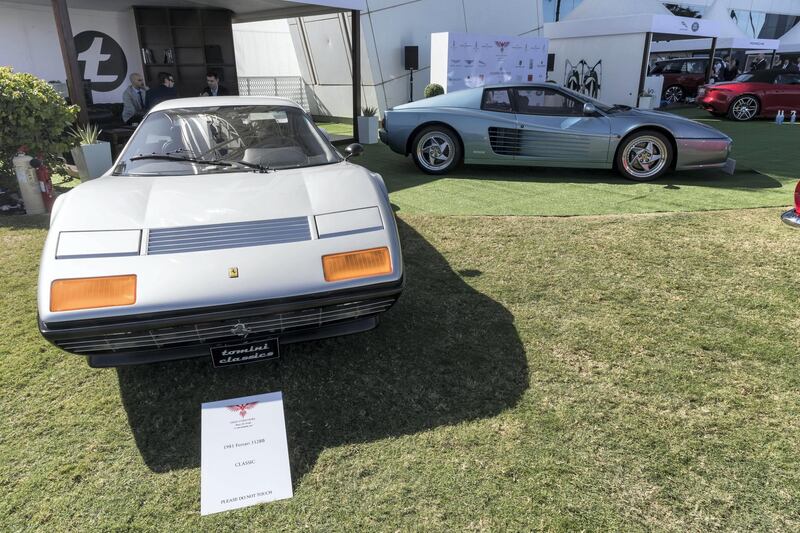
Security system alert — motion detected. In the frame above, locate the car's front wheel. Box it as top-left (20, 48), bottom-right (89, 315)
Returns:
top-left (616, 130), bottom-right (673, 182)
top-left (728, 95), bottom-right (760, 121)
top-left (411, 126), bottom-right (461, 175)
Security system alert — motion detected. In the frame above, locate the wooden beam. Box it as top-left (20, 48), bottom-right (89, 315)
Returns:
top-left (706, 37), bottom-right (718, 83)
top-left (51, 0), bottom-right (88, 124)
top-left (351, 9), bottom-right (361, 143)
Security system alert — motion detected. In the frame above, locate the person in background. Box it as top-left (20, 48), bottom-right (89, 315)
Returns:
top-left (121, 73), bottom-right (147, 124)
top-left (790, 58), bottom-right (800, 73)
top-left (751, 54), bottom-right (768, 71)
top-left (145, 72), bottom-right (177, 110)
top-left (723, 59), bottom-right (740, 81)
top-left (200, 71), bottom-right (228, 97)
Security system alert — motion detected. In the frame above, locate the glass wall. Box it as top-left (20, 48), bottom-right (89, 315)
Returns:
top-left (542, 0), bottom-right (583, 23)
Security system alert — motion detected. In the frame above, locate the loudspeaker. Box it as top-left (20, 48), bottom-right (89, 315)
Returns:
top-left (547, 53), bottom-right (555, 72)
top-left (404, 46), bottom-right (419, 70)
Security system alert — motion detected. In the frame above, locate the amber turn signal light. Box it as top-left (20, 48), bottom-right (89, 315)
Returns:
top-left (322, 247), bottom-right (392, 282)
top-left (50, 275), bottom-right (137, 312)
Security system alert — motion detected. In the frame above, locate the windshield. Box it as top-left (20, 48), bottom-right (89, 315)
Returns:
top-left (115, 105), bottom-right (340, 176)
top-left (558, 86), bottom-right (617, 113)
top-left (734, 73), bottom-right (755, 82)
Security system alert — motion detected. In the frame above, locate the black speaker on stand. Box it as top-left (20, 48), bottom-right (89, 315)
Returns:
top-left (404, 45), bottom-right (418, 102)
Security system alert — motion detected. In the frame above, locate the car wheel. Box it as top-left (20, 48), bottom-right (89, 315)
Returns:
top-left (728, 95), bottom-right (760, 121)
top-left (616, 130), bottom-right (673, 182)
top-left (411, 126), bottom-right (461, 175)
top-left (664, 85), bottom-right (685, 104)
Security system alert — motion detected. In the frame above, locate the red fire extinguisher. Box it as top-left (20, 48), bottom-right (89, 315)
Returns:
top-left (29, 155), bottom-right (55, 212)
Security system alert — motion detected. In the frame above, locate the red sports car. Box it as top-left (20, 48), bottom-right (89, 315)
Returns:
top-left (698, 69), bottom-right (800, 121)
top-left (782, 181), bottom-right (800, 228)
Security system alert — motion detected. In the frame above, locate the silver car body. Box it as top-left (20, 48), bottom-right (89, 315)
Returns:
top-left (38, 97), bottom-right (403, 367)
top-left (381, 84), bottom-right (732, 172)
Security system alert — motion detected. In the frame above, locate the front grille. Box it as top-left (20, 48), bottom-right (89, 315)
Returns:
top-left (56, 298), bottom-right (396, 354)
top-left (147, 216), bottom-right (311, 255)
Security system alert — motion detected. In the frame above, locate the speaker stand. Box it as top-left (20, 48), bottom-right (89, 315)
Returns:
top-left (408, 68), bottom-right (414, 102)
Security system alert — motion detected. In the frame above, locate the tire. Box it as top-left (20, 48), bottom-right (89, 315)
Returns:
top-left (664, 85), bottom-right (685, 104)
top-left (727, 95), bottom-right (760, 121)
top-left (410, 125), bottom-right (461, 175)
top-left (616, 130), bottom-right (673, 182)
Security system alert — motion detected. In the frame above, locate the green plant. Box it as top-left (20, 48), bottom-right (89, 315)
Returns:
top-left (0, 67), bottom-right (78, 166)
top-left (68, 123), bottom-right (102, 145)
top-left (424, 83), bottom-right (445, 98)
top-left (361, 106), bottom-right (378, 117)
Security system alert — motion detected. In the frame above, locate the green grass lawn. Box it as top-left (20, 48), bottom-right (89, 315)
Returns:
top-left (359, 108), bottom-right (799, 216)
top-left (1, 209), bottom-right (798, 531)
top-left (1, 109), bottom-right (799, 530)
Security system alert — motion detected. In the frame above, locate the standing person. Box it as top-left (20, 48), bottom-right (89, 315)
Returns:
top-left (781, 58), bottom-right (791, 70)
top-left (724, 59), bottom-right (740, 81)
top-left (145, 72), bottom-right (177, 110)
top-left (121, 73), bottom-right (148, 124)
top-left (200, 71), bottom-right (228, 96)
top-left (751, 54), bottom-right (768, 71)
top-left (790, 58), bottom-right (800, 73)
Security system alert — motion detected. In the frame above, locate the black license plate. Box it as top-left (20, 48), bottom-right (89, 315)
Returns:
top-left (210, 338), bottom-right (280, 368)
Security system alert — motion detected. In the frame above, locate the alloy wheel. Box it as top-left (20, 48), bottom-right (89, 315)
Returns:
top-left (621, 136), bottom-right (668, 180)
top-left (664, 86), bottom-right (684, 104)
top-left (416, 131), bottom-right (455, 172)
top-left (731, 96), bottom-right (758, 121)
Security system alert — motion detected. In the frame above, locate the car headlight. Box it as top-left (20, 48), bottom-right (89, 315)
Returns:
top-left (314, 207), bottom-right (383, 239)
top-left (56, 230), bottom-right (142, 259)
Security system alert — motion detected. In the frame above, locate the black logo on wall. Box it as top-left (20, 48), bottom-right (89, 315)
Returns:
top-left (564, 59), bottom-right (602, 99)
top-left (74, 31), bottom-right (127, 91)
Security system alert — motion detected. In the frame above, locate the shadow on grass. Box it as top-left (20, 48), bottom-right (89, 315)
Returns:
top-left (116, 218), bottom-right (528, 477)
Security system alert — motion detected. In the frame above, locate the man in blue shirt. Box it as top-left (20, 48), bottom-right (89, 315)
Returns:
top-left (146, 72), bottom-right (177, 110)
top-left (121, 73), bottom-right (147, 124)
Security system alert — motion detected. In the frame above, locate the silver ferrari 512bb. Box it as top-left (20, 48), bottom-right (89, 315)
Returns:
top-left (380, 84), bottom-right (734, 181)
top-left (38, 97), bottom-right (403, 367)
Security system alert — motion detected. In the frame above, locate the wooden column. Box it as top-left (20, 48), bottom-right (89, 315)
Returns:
top-left (705, 37), bottom-right (718, 82)
top-left (351, 8), bottom-right (361, 143)
top-left (637, 32), bottom-right (653, 100)
top-left (52, 0), bottom-right (88, 124)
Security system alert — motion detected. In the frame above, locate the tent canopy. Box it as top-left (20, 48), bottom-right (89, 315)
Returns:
top-left (779, 19), bottom-right (800, 52)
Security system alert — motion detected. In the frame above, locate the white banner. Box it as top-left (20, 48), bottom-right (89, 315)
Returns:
top-left (431, 32), bottom-right (548, 93)
top-left (200, 391), bottom-right (293, 515)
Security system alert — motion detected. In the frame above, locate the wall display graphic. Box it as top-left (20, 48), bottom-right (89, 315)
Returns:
top-left (430, 32), bottom-right (549, 93)
top-left (73, 31), bottom-right (128, 92)
top-left (563, 59), bottom-right (602, 99)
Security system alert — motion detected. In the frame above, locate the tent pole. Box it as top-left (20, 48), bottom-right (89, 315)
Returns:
top-left (705, 37), bottom-right (718, 82)
top-left (637, 32), bottom-right (653, 102)
top-left (51, 0), bottom-right (88, 124)
top-left (351, 8), bottom-right (361, 143)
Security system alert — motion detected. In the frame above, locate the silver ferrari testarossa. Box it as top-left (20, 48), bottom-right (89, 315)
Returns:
top-left (38, 97), bottom-right (403, 367)
top-left (380, 84), bottom-right (734, 181)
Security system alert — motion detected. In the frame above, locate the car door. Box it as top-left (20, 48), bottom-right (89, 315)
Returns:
top-left (773, 73), bottom-right (800, 114)
top-left (511, 87), bottom-right (611, 164)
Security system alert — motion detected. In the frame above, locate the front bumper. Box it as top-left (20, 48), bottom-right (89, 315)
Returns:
top-left (40, 278), bottom-right (403, 367)
top-left (698, 93), bottom-right (731, 114)
top-left (782, 209), bottom-right (800, 228)
top-left (675, 138), bottom-right (733, 173)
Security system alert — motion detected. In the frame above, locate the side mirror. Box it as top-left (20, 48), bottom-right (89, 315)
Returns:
top-left (344, 143), bottom-right (364, 160)
top-left (583, 103), bottom-right (597, 116)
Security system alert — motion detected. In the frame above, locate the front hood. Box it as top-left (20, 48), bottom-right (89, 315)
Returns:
top-left (51, 162), bottom-right (383, 231)
top-left (610, 108), bottom-right (729, 139)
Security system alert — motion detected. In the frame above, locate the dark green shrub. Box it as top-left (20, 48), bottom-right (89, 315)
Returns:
top-left (0, 67), bottom-right (78, 166)
top-left (424, 83), bottom-right (445, 98)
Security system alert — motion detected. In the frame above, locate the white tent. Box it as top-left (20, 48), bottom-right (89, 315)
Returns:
top-left (544, 0), bottom-right (720, 107)
top-left (778, 19), bottom-right (800, 53)
top-left (651, 0), bottom-right (778, 54)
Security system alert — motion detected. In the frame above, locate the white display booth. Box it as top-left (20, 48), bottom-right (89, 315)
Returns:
top-left (429, 32), bottom-right (549, 93)
top-left (544, 0), bottom-right (721, 108)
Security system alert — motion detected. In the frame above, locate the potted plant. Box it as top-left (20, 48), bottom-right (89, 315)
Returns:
top-left (637, 90), bottom-right (654, 110)
top-left (357, 106), bottom-right (379, 144)
top-left (69, 123), bottom-right (112, 181)
top-left (424, 83), bottom-right (445, 98)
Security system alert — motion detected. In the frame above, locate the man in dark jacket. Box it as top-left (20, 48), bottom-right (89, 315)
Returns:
top-left (146, 72), bottom-right (177, 109)
top-left (200, 71), bottom-right (228, 97)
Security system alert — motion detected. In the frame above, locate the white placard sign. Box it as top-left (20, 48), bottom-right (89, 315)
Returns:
top-left (430, 32), bottom-right (549, 94)
top-left (200, 392), bottom-right (293, 515)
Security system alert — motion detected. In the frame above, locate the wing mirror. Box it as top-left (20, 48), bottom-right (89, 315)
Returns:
top-left (583, 103), bottom-right (598, 116)
top-left (344, 143), bottom-right (364, 160)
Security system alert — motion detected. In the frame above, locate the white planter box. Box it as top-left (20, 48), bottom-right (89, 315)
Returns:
top-left (637, 96), bottom-right (653, 110)
top-left (357, 116), bottom-right (379, 144)
top-left (71, 141), bottom-right (112, 181)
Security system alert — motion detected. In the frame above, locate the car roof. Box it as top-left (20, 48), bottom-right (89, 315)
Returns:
top-left (150, 96), bottom-right (304, 113)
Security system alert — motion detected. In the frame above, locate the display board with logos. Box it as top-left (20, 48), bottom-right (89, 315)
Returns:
top-left (430, 32), bottom-right (549, 94)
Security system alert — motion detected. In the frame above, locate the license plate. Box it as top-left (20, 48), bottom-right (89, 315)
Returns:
top-left (210, 338), bottom-right (279, 368)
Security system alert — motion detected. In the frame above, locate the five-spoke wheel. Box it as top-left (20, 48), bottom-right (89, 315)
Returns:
top-left (616, 130), bottom-right (672, 181)
top-left (728, 95), bottom-right (760, 121)
top-left (411, 126), bottom-right (461, 174)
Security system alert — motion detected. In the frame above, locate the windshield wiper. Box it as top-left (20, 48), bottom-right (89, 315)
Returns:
top-left (128, 154), bottom-right (271, 173)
